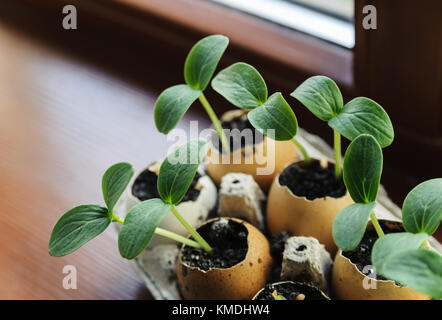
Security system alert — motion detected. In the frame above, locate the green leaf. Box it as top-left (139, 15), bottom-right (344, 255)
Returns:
top-left (118, 199), bottom-right (172, 259)
top-left (328, 97), bottom-right (394, 147)
top-left (154, 84), bottom-right (202, 134)
top-left (343, 134), bottom-right (383, 203)
top-left (333, 202), bottom-right (376, 251)
top-left (49, 205), bottom-right (110, 257)
top-left (290, 75), bottom-right (343, 121)
top-left (379, 249), bottom-right (442, 299)
top-left (372, 232), bottom-right (428, 274)
top-left (184, 34), bottom-right (229, 91)
top-left (248, 92), bottom-right (298, 141)
top-left (402, 178), bottom-right (442, 235)
top-left (102, 162), bottom-right (134, 217)
top-left (211, 62), bottom-right (267, 109)
top-left (157, 140), bottom-right (208, 205)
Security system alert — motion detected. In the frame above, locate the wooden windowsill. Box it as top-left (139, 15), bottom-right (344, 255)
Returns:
top-left (4, 0), bottom-right (440, 216)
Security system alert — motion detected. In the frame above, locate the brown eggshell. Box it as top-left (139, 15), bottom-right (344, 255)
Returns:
top-left (177, 218), bottom-right (273, 300)
top-left (267, 159), bottom-right (353, 256)
top-left (332, 220), bottom-right (430, 300)
top-left (205, 109), bottom-right (299, 191)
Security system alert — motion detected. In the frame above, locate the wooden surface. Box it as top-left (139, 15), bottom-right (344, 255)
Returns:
top-left (10, 0), bottom-right (440, 209)
top-left (0, 0), bottom-right (441, 300)
top-left (0, 20), bottom-right (209, 299)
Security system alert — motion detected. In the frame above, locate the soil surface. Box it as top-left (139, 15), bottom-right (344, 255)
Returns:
top-left (268, 231), bottom-right (291, 282)
top-left (269, 231), bottom-right (291, 264)
top-left (279, 161), bottom-right (346, 200)
top-left (343, 222), bottom-right (402, 280)
top-left (212, 116), bottom-right (264, 153)
top-left (181, 218), bottom-right (248, 271)
top-left (255, 282), bottom-right (327, 300)
top-left (132, 168), bottom-right (201, 202)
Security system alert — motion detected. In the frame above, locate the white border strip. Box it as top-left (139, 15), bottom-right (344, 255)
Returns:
top-left (210, 0), bottom-right (355, 48)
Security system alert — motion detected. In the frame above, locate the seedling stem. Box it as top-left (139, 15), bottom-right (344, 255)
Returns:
top-left (199, 93), bottom-right (230, 153)
top-left (112, 213), bottom-right (203, 249)
top-left (154, 227), bottom-right (203, 249)
top-left (369, 212), bottom-right (385, 238)
top-left (291, 137), bottom-right (310, 164)
top-left (333, 130), bottom-right (342, 179)
top-left (111, 212), bottom-right (124, 224)
top-left (171, 205), bottom-right (213, 253)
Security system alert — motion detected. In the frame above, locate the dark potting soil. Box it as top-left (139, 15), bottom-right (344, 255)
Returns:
top-left (268, 231), bottom-right (291, 283)
top-left (343, 223), bottom-right (401, 280)
top-left (269, 231), bottom-right (291, 264)
top-left (132, 168), bottom-right (201, 202)
top-left (255, 282), bottom-right (328, 300)
top-left (212, 116), bottom-right (264, 153)
top-left (279, 161), bottom-right (346, 200)
top-left (181, 219), bottom-right (248, 271)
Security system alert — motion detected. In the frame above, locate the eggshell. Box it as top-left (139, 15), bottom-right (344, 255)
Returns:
top-left (252, 281), bottom-right (330, 300)
top-left (205, 109), bottom-right (299, 191)
top-left (332, 220), bottom-right (430, 300)
top-left (177, 218), bottom-right (273, 300)
top-left (123, 165), bottom-right (217, 247)
top-left (267, 159), bottom-right (353, 256)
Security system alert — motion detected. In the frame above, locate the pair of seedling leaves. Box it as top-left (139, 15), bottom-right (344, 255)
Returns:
top-left (216, 69), bottom-right (394, 151)
top-left (49, 140), bottom-right (208, 260)
top-left (332, 134), bottom-right (442, 298)
top-left (50, 34), bottom-right (440, 296)
top-left (154, 34), bottom-right (394, 160)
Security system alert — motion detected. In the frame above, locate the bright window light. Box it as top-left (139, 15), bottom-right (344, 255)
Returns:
top-left (209, 0), bottom-right (355, 48)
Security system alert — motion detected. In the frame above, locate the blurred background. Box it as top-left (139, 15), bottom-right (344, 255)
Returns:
top-left (0, 0), bottom-right (440, 299)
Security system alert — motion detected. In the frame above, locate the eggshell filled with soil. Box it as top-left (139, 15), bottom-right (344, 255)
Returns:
top-left (177, 218), bottom-right (273, 300)
top-left (332, 220), bottom-right (430, 300)
top-left (122, 163), bottom-right (217, 246)
top-left (206, 109), bottom-right (299, 191)
top-left (267, 159), bottom-right (353, 256)
top-left (253, 281), bottom-right (330, 300)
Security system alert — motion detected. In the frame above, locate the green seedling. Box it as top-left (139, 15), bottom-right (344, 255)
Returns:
top-left (332, 134), bottom-right (385, 251)
top-left (291, 76), bottom-right (394, 178)
top-left (371, 178), bottom-right (442, 298)
top-left (271, 290), bottom-right (287, 300)
top-left (49, 140), bottom-right (212, 260)
top-left (332, 135), bottom-right (442, 298)
top-left (154, 35), bottom-right (230, 152)
top-left (211, 62), bottom-right (310, 163)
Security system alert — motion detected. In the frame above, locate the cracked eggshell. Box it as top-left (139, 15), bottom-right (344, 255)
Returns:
top-left (206, 109), bottom-right (299, 191)
top-left (177, 218), bottom-right (273, 300)
top-left (267, 159), bottom-right (353, 256)
top-left (122, 164), bottom-right (217, 247)
top-left (332, 220), bottom-right (430, 300)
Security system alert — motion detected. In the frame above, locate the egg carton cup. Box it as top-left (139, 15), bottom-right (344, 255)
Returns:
top-left (114, 128), bottom-right (442, 300)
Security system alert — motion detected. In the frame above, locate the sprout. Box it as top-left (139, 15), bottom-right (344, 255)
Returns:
top-left (49, 140), bottom-right (212, 259)
top-left (291, 76), bottom-right (394, 178)
top-left (212, 62), bottom-right (310, 163)
top-left (332, 134), bottom-right (384, 250)
top-left (271, 290), bottom-right (287, 300)
top-left (154, 35), bottom-right (230, 152)
top-left (371, 178), bottom-right (442, 298)
top-left (332, 134), bottom-right (442, 298)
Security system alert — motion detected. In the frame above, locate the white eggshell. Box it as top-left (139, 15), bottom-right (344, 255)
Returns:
top-left (121, 167), bottom-right (217, 246)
